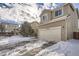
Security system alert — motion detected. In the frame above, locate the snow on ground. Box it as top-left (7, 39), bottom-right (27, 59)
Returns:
top-left (0, 36), bottom-right (79, 56)
top-left (0, 35), bottom-right (36, 50)
top-left (6, 41), bottom-right (46, 56)
top-left (0, 36), bottom-right (7, 40)
top-left (35, 39), bottom-right (79, 56)
top-left (0, 36), bottom-right (47, 56)
top-left (0, 35), bottom-right (35, 45)
top-left (5, 40), bottom-right (47, 56)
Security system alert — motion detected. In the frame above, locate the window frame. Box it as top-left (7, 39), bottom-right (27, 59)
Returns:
top-left (55, 8), bottom-right (63, 17)
top-left (42, 14), bottom-right (48, 22)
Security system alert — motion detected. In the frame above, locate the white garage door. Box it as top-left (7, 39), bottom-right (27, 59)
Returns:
top-left (38, 26), bottom-right (61, 42)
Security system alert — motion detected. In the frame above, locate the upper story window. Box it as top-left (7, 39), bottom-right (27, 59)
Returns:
top-left (55, 9), bottom-right (62, 16)
top-left (42, 14), bottom-right (48, 22)
top-left (42, 15), bottom-right (45, 20)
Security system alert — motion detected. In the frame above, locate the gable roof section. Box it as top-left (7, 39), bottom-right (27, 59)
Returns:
top-left (64, 3), bottom-right (75, 11)
top-left (40, 3), bottom-right (75, 17)
top-left (40, 9), bottom-right (52, 17)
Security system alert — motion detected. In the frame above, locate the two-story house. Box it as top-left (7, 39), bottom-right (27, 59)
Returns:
top-left (38, 3), bottom-right (79, 42)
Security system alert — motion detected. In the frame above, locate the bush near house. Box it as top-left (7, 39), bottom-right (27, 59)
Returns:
top-left (20, 21), bottom-right (37, 37)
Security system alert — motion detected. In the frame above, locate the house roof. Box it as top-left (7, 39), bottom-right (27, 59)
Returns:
top-left (40, 9), bottom-right (52, 17)
top-left (40, 3), bottom-right (75, 17)
top-left (39, 15), bottom-right (68, 26)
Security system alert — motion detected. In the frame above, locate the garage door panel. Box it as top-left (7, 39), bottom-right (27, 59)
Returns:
top-left (38, 26), bottom-right (61, 42)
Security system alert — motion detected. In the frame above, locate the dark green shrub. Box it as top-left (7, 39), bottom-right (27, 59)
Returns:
top-left (20, 21), bottom-right (36, 37)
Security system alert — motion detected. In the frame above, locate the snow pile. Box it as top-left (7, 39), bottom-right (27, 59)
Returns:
top-left (0, 36), bottom-right (7, 40)
top-left (0, 39), bottom-right (47, 56)
top-left (0, 35), bottom-right (35, 45)
top-left (1, 35), bottom-right (79, 56)
top-left (0, 35), bottom-right (36, 50)
top-left (8, 36), bottom-right (35, 44)
top-left (6, 40), bottom-right (47, 56)
top-left (24, 40), bottom-right (47, 50)
top-left (35, 39), bottom-right (79, 56)
top-left (0, 49), bottom-right (10, 56)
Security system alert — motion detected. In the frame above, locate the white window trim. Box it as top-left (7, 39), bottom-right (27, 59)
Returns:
top-left (55, 8), bottom-right (63, 17)
top-left (42, 14), bottom-right (48, 22)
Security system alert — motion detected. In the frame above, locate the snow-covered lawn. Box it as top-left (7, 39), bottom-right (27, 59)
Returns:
top-left (0, 35), bottom-right (36, 50)
top-left (0, 35), bottom-right (47, 56)
top-left (0, 36), bottom-right (79, 56)
top-left (0, 35), bottom-right (35, 45)
top-left (35, 39), bottom-right (79, 56)
top-left (6, 40), bottom-right (47, 56)
top-left (0, 36), bottom-right (7, 40)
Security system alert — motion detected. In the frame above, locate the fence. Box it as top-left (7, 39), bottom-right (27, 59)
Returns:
top-left (73, 32), bottom-right (79, 39)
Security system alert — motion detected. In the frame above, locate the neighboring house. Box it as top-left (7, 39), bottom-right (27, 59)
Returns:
top-left (5, 24), bottom-right (18, 32)
top-left (0, 19), bottom-right (19, 33)
top-left (0, 23), bottom-right (5, 32)
top-left (38, 3), bottom-right (79, 42)
top-left (31, 21), bottom-right (39, 33)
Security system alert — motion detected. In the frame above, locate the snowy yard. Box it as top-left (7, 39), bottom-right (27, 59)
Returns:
top-left (0, 36), bottom-right (79, 56)
top-left (0, 35), bottom-right (48, 56)
top-left (36, 39), bottom-right (79, 56)
top-left (0, 35), bottom-right (37, 50)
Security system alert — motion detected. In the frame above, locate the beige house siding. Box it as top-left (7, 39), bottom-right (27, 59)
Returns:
top-left (38, 26), bottom-right (62, 42)
top-left (65, 9), bottom-right (79, 39)
top-left (40, 10), bottom-right (52, 24)
top-left (39, 3), bottom-right (79, 42)
top-left (39, 20), bottom-right (67, 41)
top-left (39, 20), bottom-right (65, 29)
top-left (63, 4), bottom-right (74, 16)
top-left (63, 5), bottom-right (75, 39)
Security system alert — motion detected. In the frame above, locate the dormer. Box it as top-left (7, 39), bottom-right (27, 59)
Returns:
top-left (52, 3), bottom-right (75, 19)
top-left (40, 9), bottom-right (52, 24)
